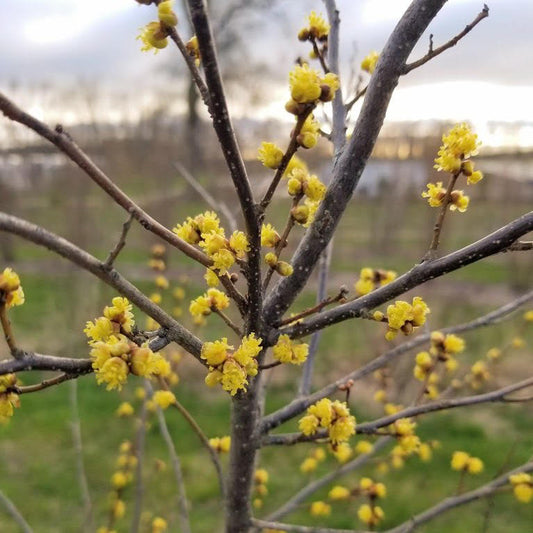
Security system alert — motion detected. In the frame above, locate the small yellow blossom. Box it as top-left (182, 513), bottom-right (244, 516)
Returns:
top-left (152, 516), bottom-right (168, 533)
top-left (261, 224), bottom-right (280, 248)
top-left (300, 457), bottom-right (318, 473)
top-left (451, 451), bottom-right (483, 474)
top-left (0, 267), bottom-right (25, 308)
top-left (512, 337), bottom-right (525, 349)
top-left (229, 231), bottom-right (250, 258)
top-left (310, 501), bottom-right (331, 517)
top-left (361, 51), bottom-right (379, 74)
top-left (209, 435), bottom-right (231, 453)
top-left (186, 35), bottom-right (201, 66)
top-left (385, 296), bottom-right (430, 340)
top-left (297, 114), bottom-right (320, 149)
top-left (201, 338), bottom-right (232, 366)
top-left (158, 0), bottom-right (177, 26)
top-left (331, 442), bottom-right (352, 463)
top-left (116, 402), bottom-right (134, 417)
top-left (434, 123), bottom-right (481, 173)
top-left (153, 390), bottom-right (176, 409)
top-left (221, 358), bottom-right (248, 395)
top-left (523, 310), bottom-right (533, 322)
top-left (509, 473), bottom-right (533, 503)
top-left (422, 182), bottom-right (447, 207)
top-left (355, 440), bottom-right (374, 455)
top-left (300, 11), bottom-right (330, 40)
top-left (103, 297), bottom-right (135, 333)
top-left (329, 485), bottom-right (350, 500)
top-left (137, 22), bottom-right (169, 53)
top-left (258, 142), bottom-right (284, 169)
top-left (289, 64), bottom-right (322, 104)
top-left (272, 334), bottom-right (308, 365)
top-left (358, 503), bottom-right (384, 526)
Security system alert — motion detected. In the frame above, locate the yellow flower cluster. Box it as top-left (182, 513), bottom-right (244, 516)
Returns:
top-left (378, 296), bottom-right (430, 341)
top-left (431, 331), bottom-right (464, 370)
top-left (358, 503), bottom-right (384, 526)
top-left (330, 442), bottom-right (352, 463)
top-left (298, 11), bottom-right (330, 41)
top-left (354, 267), bottom-right (397, 296)
top-left (434, 123), bottom-right (482, 178)
top-left (202, 334), bottom-right (262, 395)
top-left (85, 298), bottom-right (170, 391)
top-left (186, 35), bottom-right (201, 66)
top-left (0, 267), bottom-right (25, 308)
top-left (422, 182), bottom-right (470, 212)
top-left (173, 211), bottom-right (249, 274)
top-left (297, 114), bottom-right (321, 149)
top-left (451, 451), bottom-right (484, 474)
top-left (523, 310), bottom-right (533, 322)
top-left (287, 64), bottom-right (340, 108)
top-left (209, 435), bottom-right (231, 453)
top-left (136, 0), bottom-right (177, 53)
top-left (272, 334), bottom-right (309, 365)
top-left (360, 477), bottom-right (387, 499)
top-left (361, 51), bottom-right (379, 74)
top-left (261, 224), bottom-right (281, 248)
top-left (284, 166), bottom-right (326, 226)
top-left (299, 398), bottom-right (356, 444)
top-left (189, 288), bottom-right (230, 321)
top-left (509, 472), bottom-right (532, 503)
top-left (258, 142), bottom-right (284, 169)
top-left (391, 418), bottom-right (420, 452)
top-left (0, 374), bottom-right (19, 424)
top-left (329, 485), bottom-right (351, 501)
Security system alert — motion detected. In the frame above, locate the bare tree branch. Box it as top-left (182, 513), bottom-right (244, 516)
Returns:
top-left (403, 4), bottom-right (489, 74)
top-left (0, 212), bottom-right (204, 360)
top-left (261, 289), bottom-right (533, 433)
top-left (104, 213), bottom-right (134, 269)
top-left (279, 212), bottom-right (533, 341)
top-left (187, 0), bottom-right (263, 334)
top-left (0, 92), bottom-right (211, 268)
top-left (263, 378), bottom-right (533, 445)
top-left (0, 489), bottom-right (33, 533)
top-left (69, 380), bottom-right (94, 532)
top-left (263, 0), bottom-right (450, 326)
top-left (252, 519), bottom-right (369, 533)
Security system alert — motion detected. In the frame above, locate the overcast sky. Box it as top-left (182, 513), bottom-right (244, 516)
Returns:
top-left (1, 0), bottom-right (532, 127)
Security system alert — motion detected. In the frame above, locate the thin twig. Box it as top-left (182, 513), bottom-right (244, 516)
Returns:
top-left (167, 27), bottom-right (210, 107)
top-left (0, 303), bottom-right (21, 358)
top-left (14, 372), bottom-right (77, 394)
top-left (149, 382), bottom-right (192, 533)
top-left (252, 519), bottom-right (368, 533)
top-left (345, 86), bottom-right (368, 112)
top-left (424, 170), bottom-right (461, 258)
top-left (69, 380), bottom-right (94, 532)
top-left (174, 161), bottom-right (238, 232)
top-left (130, 381), bottom-right (149, 533)
top-left (279, 287), bottom-right (346, 327)
top-left (214, 309), bottom-right (243, 337)
top-left (160, 379), bottom-right (226, 500)
top-left (503, 240), bottom-right (533, 252)
top-left (104, 213), bottom-right (134, 269)
top-left (403, 5), bottom-right (490, 74)
top-left (0, 489), bottom-right (33, 533)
